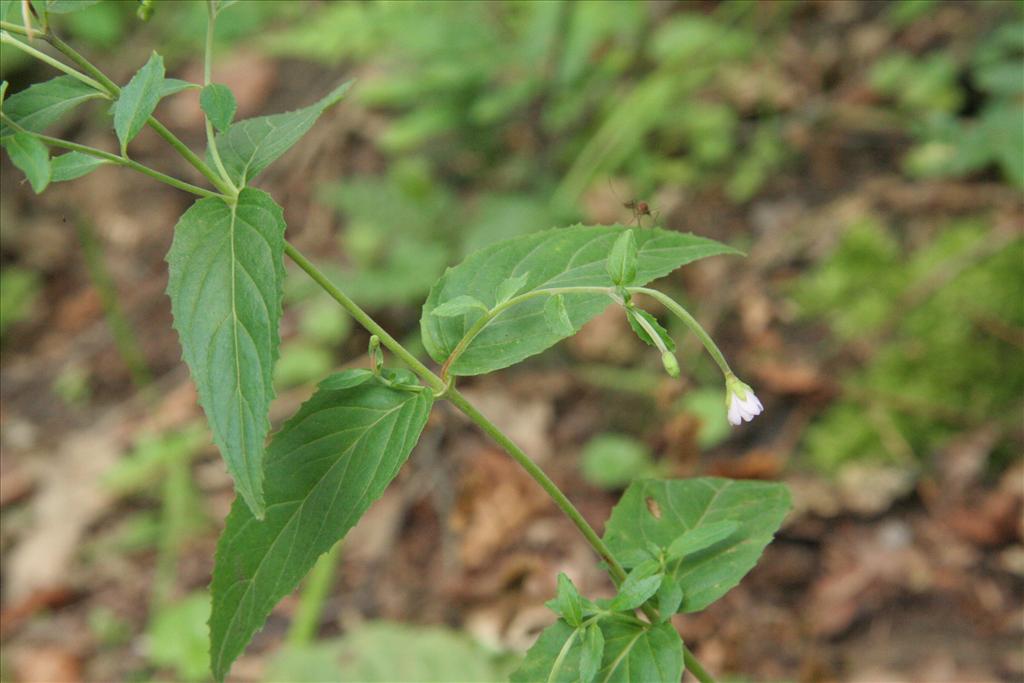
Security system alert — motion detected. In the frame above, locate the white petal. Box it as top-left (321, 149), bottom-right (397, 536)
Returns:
top-left (727, 399), bottom-right (742, 426)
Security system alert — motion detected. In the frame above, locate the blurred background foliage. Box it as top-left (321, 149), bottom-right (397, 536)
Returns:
top-left (1, 1), bottom-right (1022, 681)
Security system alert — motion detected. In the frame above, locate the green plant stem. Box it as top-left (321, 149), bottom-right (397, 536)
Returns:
top-left (629, 287), bottom-right (733, 377)
top-left (441, 285), bottom-right (614, 378)
top-left (45, 31), bottom-right (119, 92)
top-left (0, 31), bottom-right (105, 91)
top-left (443, 387), bottom-right (628, 584)
top-left (6, 24), bottom-right (720, 683)
top-left (0, 20), bottom-right (30, 36)
top-left (285, 242), bottom-right (677, 629)
top-left (0, 115), bottom-right (221, 199)
top-left (202, 1), bottom-right (236, 193)
top-left (286, 541), bottom-right (343, 646)
top-left (684, 646), bottom-right (715, 683)
top-left (283, 242), bottom-right (447, 394)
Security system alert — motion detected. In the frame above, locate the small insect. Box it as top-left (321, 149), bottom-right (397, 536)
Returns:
top-left (608, 180), bottom-right (658, 227)
top-left (623, 198), bottom-right (655, 227)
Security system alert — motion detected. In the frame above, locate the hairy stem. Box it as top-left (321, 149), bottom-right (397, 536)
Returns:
top-left (0, 31), bottom-right (105, 91)
top-left (628, 286), bottom-right (733, 377)
top-left (202, 2), bottom-right (236, 193)
top-left (444, 387), bottom-right (629, 584)
top-left (36, 30), bottom-right (236, 197)
top-left (0, 115), bottom-right (221, 199)
top-left (283, 242), bottom-right (447, 394)
top-left (684, 647), bottom-right (715, 683)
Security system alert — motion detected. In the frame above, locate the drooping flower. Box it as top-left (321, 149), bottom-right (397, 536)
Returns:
top-left (725, 375), bottom-right (763, 426)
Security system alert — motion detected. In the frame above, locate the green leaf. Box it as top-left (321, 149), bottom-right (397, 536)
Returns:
top-left (4, 132), bottom-right (50, 193)
top-left (210, 80), bottom-right (353, 186)
top-left (604, 478), bottom-right (791, 613)
top-left (316, 368), bottom-right (374, 391)
top-left (666, 520), bottom-right (739, 561)
top-left (421, 226), bottom-right (738, 376)
top-left (113, 51), bottom-right (165, 152)
top-left (511, 618), bottom-right (683, 683)
top-left (160, 78), bottom-right (198, 98)
top-left (209, 371), bottom-right (433, 682)
top-left (431, 294), bottom-right (488, 318)
top-left (606, 229), bottom-right (638, 286)
top-left (579, 623), bottom-right (604, 683)
top-left (0, 75), bottom-right (104, 140)
top-left (166, 188), bottom-right (286, 518)
top-left (626, 307), bottom-right (675, 352)
top-left (545, 573), bottom-right (584, 627)
top-left (50, 151), bottom-right (108, 181)
top-left (495, 272), bottom-right (529, 304)
top-left (0, 80), bottom-right (7, 107)
top-left (543, 294), bottom-right (574, 336)
top-left (656, 579), bottom-right (683, 618)
top-left (608, 559), bottom-right (663, 611)
top-left (200, 83), bottom-right (236, 132)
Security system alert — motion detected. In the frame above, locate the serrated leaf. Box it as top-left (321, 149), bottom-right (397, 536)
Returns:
top-left (166, 188), bottom-right (286, 518)
top-left (495, 272), bottom-right (529, 304)
top-left (200, 83), bottom-right (236, 132)
top-left (626, 307), bottom-right (675, 352)
top-left (160, 78), bottom-right (198, 98)
top-left (608, 559), bottom-right (663, 611)
top-left (545, 573), bottom-right (584, 627)
top-left (430, 294), bottom-right (488, 318)
top-left (4, 132), bottom-right (49, 193)
top-left (50, 151), bottom-right (108, 182)
top-left (210, 80), bottom-right (353, 186)
top-left (604, 478), bottom-right (791, 613)
top-left (579, 623), bottom-right (604, 683)
top-left (0, 75), bottom-right (104, 140)
top-left (666, 520), bottom-right (739, 561)
top-left (113, 51), bottom-right (165, 152)
top-left (606, 229), bottom-right (638, 285)
top-left (543, 294), bottom-right (574, 336)
top-left (421, 226), bottom-right (738, 376)
top-left (209, 372), bottom-right (433, 682)
top-left (511, 618), bottom-right (683, 683)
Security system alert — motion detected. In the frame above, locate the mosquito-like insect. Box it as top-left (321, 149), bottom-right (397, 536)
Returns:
top-left (608, 180), bottom-right (658, 227)
top-left (623, 198), bottom-right (655, 227)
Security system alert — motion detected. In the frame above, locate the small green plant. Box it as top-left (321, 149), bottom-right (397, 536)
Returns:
top-left (1, 3), bottom-right (789, 681)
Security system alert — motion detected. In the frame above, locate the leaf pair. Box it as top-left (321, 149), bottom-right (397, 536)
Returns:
top-left (516, 477), bottom-right (791, 682)
top-left (1, 75), bottom-right (107, 192)
top-left (604, 478), bottom-right (791, 613)
top-left (421, 225), bottom-right (739, 376)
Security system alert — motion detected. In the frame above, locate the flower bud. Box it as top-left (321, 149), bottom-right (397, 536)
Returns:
top-left (661, 351), bottom-right (680, 378)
